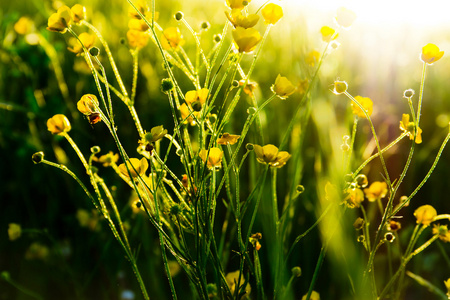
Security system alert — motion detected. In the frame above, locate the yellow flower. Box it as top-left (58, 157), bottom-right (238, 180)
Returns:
top-left (302, 291), bottom-right (320, 300)
top-left (320, 26), bottom-right (338, 42)
top-left (185, 88), bottom-right (209, 111)
top-left (127, 30), bottom-right (149, 49)
top-left (388, 220), bottom-right (401, 231)
top-left (333, 80), bottom-right (348, 94)
top-left (8, 223), bottom-right (21, 241)
top-left (297, 79), bottom-right (309, 95)
top-left (71, 4), bottom-right (86, 23)
top-left (199, 147), bottom-right (223, 170)
top-left (239, 79), bottom-right (258, 97)
top-left (94, 151), bottom-right (119, 167)
top-left (414, 204), bottom-right (437, 226)
top-left (76, 209), bottom-right (100, 231)
top-left (232, 27), bottom-right (262, 53)
top-left (399, 114), bottom-right (422, 144)
top-left (25, 242), bottom-right (49, 260)
top-left (128, 0), bottom-right (149, 19)
top-left (261, 3), bottom-right (283, 25)
top-left (142, 125), bottom-right (168, 144)
top-left (444, 278), bottom-right (450, 299)
top-left (351, 96), bottom-right (373, 118)
top-left (225, 9), bottom-right (259, 29)
top-left (118, 158), bottom-right (149, 178)
top-left (363, 181), bottom-right (387, 202)
top-left (253, 144), bottom-right (291, 168)
top-left (421, 43), bottom-right (444, 65)
top-left (179, 103), bottom-right (197, 125)
top-left (344, 188), bottom-right (364, 208)
top-left (305, 50), bottom-right (320, 67)
top-left (14, 17), bottom-right (35, 35)
top-left (271, 74), bottom-right (296, 99)
top-left (335, 7), bottom-right (356, 29)
top-left (77, 94), bottom-right (99, 115)
top-left (47, 114), bottom-right (71, 135)
top-left (217, 133), bottom-right (240, 145)
top-left (67, 32), bottom-right (96, 55)
top-left (47, 6), bottom-right (72, 33)
top-left (161, 27), bottom-right (185, 50)
top-left (432, 224), bottom-right (450, 242)
top-left (225, 270), bottom-right (251, 296)
top-left (128, 19), bottom-right (149, 32)
top-left (226, 0), bottom-right (251, 10)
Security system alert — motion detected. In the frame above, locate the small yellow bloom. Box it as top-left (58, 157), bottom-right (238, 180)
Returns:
top-left (421, 43), bottom-right (444, 65)
top-left (271, 74), bottom-right (296, 99)
top-left (128, 19), bottom-right (149, 32)
top-left (25, 242), bottom-right (49, 260)
top-left (225, 270), bottom-right (251, 296)
top-left (432, 224), bottom-right (450, 242)
top-left (94, 151), bottom-right (119, 167)
top-left (302, 291), bottom-right (320, 300)
top-left (8, 223), bottom-right (21, 241)
top-left (335, 7), bottom-right (356, 29)
top-left (261, 3), bottom-right (283, 25)
top-left (239, 79), bottom-right (258, 97)
top-left (226, 0), bottom-right (251, 10)
top-left (185, 88), bottom-right (209, 110)
top-left (161, 27), bottom-right (185, 50)
top-left (199, 147), bottom-right (223, 170)
top-left (127, 30), bottom-right (149, 49)
top-left (67, 32), bottom-right (96, 54)
top-left (77, 94), bottom-right (99, 115)
top-left (444, 278), bottom-right (450, 299)
top-left (320, 26), bottom-right (338, 42)
top-left (305, 50), bottom-right (320, 67)
top-left (344, 188), bottom-right (364, 208)
top-left (225, 9), bottom-right (259, 29)
top-left (179, 103), bottom-right (197, 125)
top-left (414, 204), bottom-right (437, 226)
top-left (76, 209), bottom-right (100, 231)
top-left (142, 125), bottom-right (168, 144)
top-left (71, 4), bottom-right (86, 23)
top-left (128, 0), bottom-right (149, 19)
top-left (333, 80), bottom-right (348, 94)
top-left (399, 114), bottom-right (422, 144)
top-left (232, 27), bottom-right (262, 53)
top-left (118, 157), bottom-right (149, 178)
top-left (14, 17), bottom-right (35, 35)
top-left (217, 133), bottom-right (240, 145)
top-left (47, 114), bottom-right (71, 135)
top-left (297, 79), bottom-right (309, 95)
top-left (47, 6), bottom-right (72, 33)
top-left (351, 96), bottom-right (373, 118)
top-left (253, 144), bottom-right (291, 168)
top-left (363, 181), bottom-right (387, 202)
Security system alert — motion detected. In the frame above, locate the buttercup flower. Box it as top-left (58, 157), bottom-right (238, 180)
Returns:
top-left (344, 188), bottom-right (364, 208)
top-left (94, 151), bottom-right (119, 167)
top-left (253, 144), bottom-right (291, 168)
top-left (128, 19), bottom-right (149, 32)
top-left (421, 43), bottom-right (444, 64)
top-left (414, 204), bottom-right (437, 226)
top-left (226, 0), bottom-right (251, 10)
top-left (68, 32), bottom-right (96, 54)
top-left (199, 148), bottom-right (223, 170)
top-left (225, 270), bottom-right (251, 296)
top-left (297, 79), bottom-right (309, 95)
top-left (305, 50), bottom-right (320, 67)
top-left (142, 125), bottom-right (168, 144)
top-left (128, 0), bottom-right (149, 19)
top-left (232, 27), bottom-right (262, 53)
top-left (25, 242), bottom-right (49, 260)
top-left (445, 278), bottom-right (450, 299)
top-left (217, 133), bottom-right (240, 145)
top-left (161, 27), bottom-right (185, 50)
top-left (179, 103), bottom-right (197, 125)
top-left (302, 291), bottom-right (320, 300)
top-left (363, 181), bottom-right (387, 202)
top-left (239, 79), bottom-right (258, 96)
top-left (399, 114), bottom-right (422, 144)
top-left (261, 3), bottom-right (283, 25)
top-left (14, 17), bottom-right (35, 35)
top-left (185, 88), bottom-right (209, 111)
top-left (8, 223), bottom-right (21, 241)
top-left (335, 7), bottom-right (356, 29)
top-left (432, 224), bottom-right (450, 242)
top-left (351, 96), bottom-right (373, 118)
top-left (333, 80), bottom-right (348, 94)
top-left (118, 158), bottom-right (149, 178)
top-left (127, 30), bottom-right (149, 49)
top-left (71, 4), bottom-right (86, 23)
top-left (226, 9), bottom-right (259, 28)
top-left (388, 220), bottom-right (401, 231)
top-left (47, 114), bottom-right (71, 135)
top-left (271, 74), bottom-right (296, 99)
top-left (77, 94), bottom-right (99, 115)
top-left (47, 6), bottom-right (72, 33)
top-left (320, 26), bottom-right (338, 42)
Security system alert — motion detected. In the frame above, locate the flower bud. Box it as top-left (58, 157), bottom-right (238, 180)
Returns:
top-left (174, 11), bottom-right (184, 21)
top-left (333, 80), bottom-right (348, 94)
top-left (90, 146), bottom-right (101, 154)
top-left (32, 151), bottom-right (45, 164)
top-left (161, 78), bottom-right (174, 93)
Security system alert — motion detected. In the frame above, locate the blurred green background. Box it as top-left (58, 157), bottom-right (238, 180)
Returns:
top-left (2, 0), bottom-right (450, 299)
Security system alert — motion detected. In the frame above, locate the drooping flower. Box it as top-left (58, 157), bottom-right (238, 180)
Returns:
top-left (225, 9), bottom-right (259, 28)
top-left (414, 205), bottom-right (437, 226)
top-left (47, 114), bottom-right (71, 135)
top-left (8, 223), bottom-right (21, 241)
top-left (199, 148), bottom-right (223, 170)
top-left (94, 151), bottom-right (119, 167)
top-left (118, 158), bottom-right (148, 178)
top-left (71, 4), bottom-right (86, 23)
top-left (47, 6), bottom-right (72, 33)
top-left (320, 26), bottom-right (338, 42)
top-left (363, 181), bottom-right (388, 202)
top-left (141, 125), bottom-right (168, 144)
top-left (351, 96), bottom-right (373, 118)
top-left (421, 43), bottom-right (444, 65)
top-left (305, 50), bottom-right (320, 67)
top-left (232, 27), bottom-right (262, 53)
top-left (432, 224), bottom-right (450, 242)
top-left (127, 30), bottom-right (149, 49)
top-left (399, 114), bottom-right (422, 144)
top-left (253, 144), bottom-right (291, 168)
top-left (67, 32), bottom-right (96, 54)
top-left (161, 27), bottom-right (185, 50)
top-left (239, 79), bottom-right (258, 97)
top-left (217, 133), bottom-right (240, 145)
top-left (226, 0), bottom-right (251, 10)
top-left (261, 3), bottom-right (283, 25)
top-left (335, 7), bottom-right (356, 29)
top-left (271, 74), bottom-right (296, 99)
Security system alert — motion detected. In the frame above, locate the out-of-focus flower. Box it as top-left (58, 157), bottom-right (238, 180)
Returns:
top-left (14, 17), bottom-right (35, 35)
top-left (351, 96), bottom-right (373, 118)
top-left (445, 278), bottom-right (450, 299)
top-left (261, 3), bottom-right (283, 25)
top-left (421, 43), bottom-right (444, 65)
top-left (76, 209), bottom-right (100, 231)
top-left (249, 232), bottom-right (262, 251)
top-left (344, 188), bottom-right (364, 208)
top-left (127, 30), bottom-right (149, 49)
top-left (432, 224), bottom-right (450, 242)
top-left (161, 27), bottom-right (184, 50)
top-left (305, 50), bottom-right (320, 67)
top-left (225, 270), bottom-right (251, 297)
top-left (226, 0), bottom-right (251, 10)
top-left (302, 291), bottom-right (320, 300)
top-left (128, 19), bottom-right (149, 32)
top-left (94, 151), bottom-right (119, 167)
top-left (226, 9), bottom-right (259, 28)
top-left (403, 89), bottom-right (415, 99)
top-left (8, 223), bottom-right (21, 241)
top-left (199, 148), bottom-right (223, 170)
top-left (128, 0), bottom-right (148, 19)
top-left (320, 26), bottom-right (338, 42)
top-left (253, 144), bottom-right (291, 168)
top-left (363, 181), bottom-right (387, 202)
top-left (217, 133), bottom-right (240, 145)
top-left (353, 217), bottom-right (365, 230)
top-left (271, 74), bottom-right (296, 99)
top-left (399, 114), bottom-right (422, 144)
top-left (232, 27), bottom-right (261, 53)
top-left (333, 80), bottom-right (348, 94)
top-left (388, 220), bottom-right (401, 231)
top-left (335, 7), bottom-right (356, 29)
top-left (71, 4), bottom-right (86, 23)
top-left (25, 242), bottom-right (49, 260)
top-left (47, 114), bottom-right (71, 135)
top-left (47, 6), bottom-right (72, 33)
top-left (414, 205), bottom-right (437, 226)
top-left (297, 79), bottom-right (309, 95)
top-left (68, 32), bottom-right (95, 54)
top-left (239, 79), bottom-right (258, 96)
top-left (118, 158), bottom-right (148, 178)
top-left (185, 88), bottom-right (209, 111)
